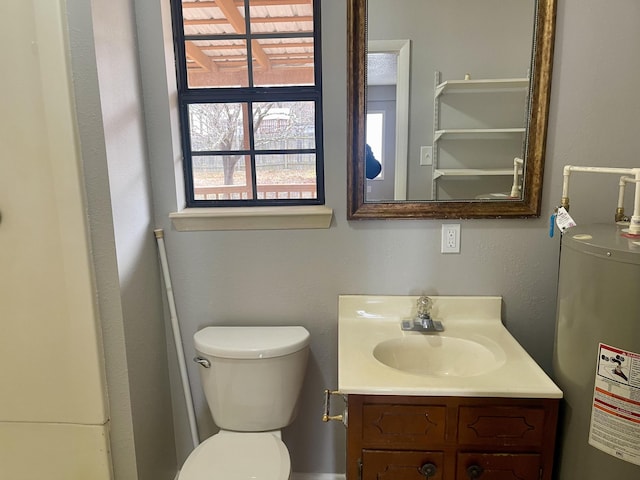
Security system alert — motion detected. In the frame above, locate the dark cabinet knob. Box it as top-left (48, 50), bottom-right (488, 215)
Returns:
top-left (467, 465), bottom-right (484, 478)
top-left (419, 462), bottom-right (437, 478)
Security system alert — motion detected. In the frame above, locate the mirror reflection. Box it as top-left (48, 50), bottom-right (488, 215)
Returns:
top-left (347, 0), bottom-right (556, 219)
top-left (365, 0), bottom-right (534, 202)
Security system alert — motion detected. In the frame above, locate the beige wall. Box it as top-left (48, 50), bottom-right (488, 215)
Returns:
top-left (0, 1), bottom-right (111, 478)
top-left (0, 1), bottom-right (176, 478)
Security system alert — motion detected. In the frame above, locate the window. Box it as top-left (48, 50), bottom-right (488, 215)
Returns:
top-left (170, 0), bottom-right (324, 207)
top-left (366, 111), bottom-right (384, 180)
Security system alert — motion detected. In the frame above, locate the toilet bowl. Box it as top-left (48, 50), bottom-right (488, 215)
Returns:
top-left (178, 326), bottom-right (310, 480)
top-left (178, 430), bottom-right (290, 480)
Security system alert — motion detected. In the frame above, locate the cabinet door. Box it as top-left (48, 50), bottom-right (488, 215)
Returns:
top-left (458, 406), bottom-right (546, 447)
top-left (362, 450), bottom-right (445, 480)
top-left (362, 404), bottom-right (447, 449)
top-left (457, 453), bottom-right (541, 480)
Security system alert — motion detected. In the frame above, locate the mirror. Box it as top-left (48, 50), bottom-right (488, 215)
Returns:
top-left (347, 0), bottom-right (557, 219)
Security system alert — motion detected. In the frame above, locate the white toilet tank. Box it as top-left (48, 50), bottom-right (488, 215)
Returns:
top-left (194, 326), bottom-right (310, 432)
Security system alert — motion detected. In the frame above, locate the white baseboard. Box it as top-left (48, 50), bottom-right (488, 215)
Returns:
top-left (291, 474), bottom-right (346, 480)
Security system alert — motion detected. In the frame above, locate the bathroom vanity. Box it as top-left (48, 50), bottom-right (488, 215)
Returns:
top-left (337, 296), bottom-right (562, 480)
top-left (346, 395), bottom-right (558, 480)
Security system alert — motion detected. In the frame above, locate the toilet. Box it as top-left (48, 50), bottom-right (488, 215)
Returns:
top-left (178, 325), bottom-right (311, 480)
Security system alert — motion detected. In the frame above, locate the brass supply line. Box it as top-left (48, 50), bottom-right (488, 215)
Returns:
top-left (322, 389), bottom-right (347, 426)
top-left (561, 165), bottom-right (640, 235)
top-left (617, 176), bottom-right (640, 222)
top-left (510, 157), bottom-right (524, 198)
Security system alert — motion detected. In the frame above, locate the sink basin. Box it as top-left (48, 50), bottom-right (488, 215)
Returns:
top-left (338, 295), bottom-right (563, 397)
top-left (373, 335), bottom-right (506, 377)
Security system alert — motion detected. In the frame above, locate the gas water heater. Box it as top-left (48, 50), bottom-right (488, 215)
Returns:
top-left (553, 224), bottom-right (640, 479)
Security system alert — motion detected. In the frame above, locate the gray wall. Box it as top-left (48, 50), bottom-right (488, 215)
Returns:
top-left (126, 0), bottom-right (640, 476)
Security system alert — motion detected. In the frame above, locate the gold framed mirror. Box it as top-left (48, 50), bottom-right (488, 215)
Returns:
top-left (347, 0), bottom-right (557, 219)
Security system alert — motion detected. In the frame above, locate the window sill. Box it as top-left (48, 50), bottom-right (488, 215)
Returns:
top-left (169, 205), bottom-right (333, 231)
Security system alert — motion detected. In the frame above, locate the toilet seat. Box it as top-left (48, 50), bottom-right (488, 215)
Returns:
top-left (178, 431), bottom-right (290, 480)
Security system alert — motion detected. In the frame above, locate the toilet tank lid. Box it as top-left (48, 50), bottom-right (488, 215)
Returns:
top-left (194, 326), bottom-right (310, 359)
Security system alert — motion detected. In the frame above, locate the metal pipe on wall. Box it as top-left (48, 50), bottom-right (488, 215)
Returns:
top-left (561, 165), bottom-right (640, 234)
top-left (154, 229), bottom-right (200, 449)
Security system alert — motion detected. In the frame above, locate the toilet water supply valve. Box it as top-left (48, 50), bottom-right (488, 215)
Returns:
top-left (322, 389), bottom-right (347, 426)
top-left (550, 165), bottom-right (640, 237)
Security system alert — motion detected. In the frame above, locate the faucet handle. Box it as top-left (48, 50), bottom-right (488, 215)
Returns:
top-left (417, 296), bottom-right (433, 318)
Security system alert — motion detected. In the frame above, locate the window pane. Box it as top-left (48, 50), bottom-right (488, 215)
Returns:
top-left (182, 0), bottom-right (249, 88)
top-left (192, 155), bottom-right (253, 201)
top-left (248, 1), bottom-right (314, 35)
top-left (253, 38), bottom-right (314, 87)
top-left (253, 102), bottom-right (315, 150)
top-left (366, 111), bottom-right (384, 179)
top-left (186, 40), bottom-right (249, 88)
top-left (181, 0), bottom-right (247, 36)
top-left (189, 103), bottom-right (247, 151)
top-left (255, 154), bottom-right (317, 199)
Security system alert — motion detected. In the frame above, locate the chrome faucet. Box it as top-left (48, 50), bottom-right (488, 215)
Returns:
top-left (401, 296), bottom-right (444, 332)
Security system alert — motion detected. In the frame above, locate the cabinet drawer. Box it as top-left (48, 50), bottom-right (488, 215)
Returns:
top-left (458, 405), bottom-right (546, 447)
top-left (363, 450), bottom-right (445, 480)
top-left (362, 404), bottom-right (447, 449)
top-left (457, 453), bottom-right (541, 480)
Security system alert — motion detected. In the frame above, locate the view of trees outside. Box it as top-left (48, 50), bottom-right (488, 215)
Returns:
top-left (189, 101), bottom-right (316, 199)
top-left (176, 0), bottom-right (321, 203)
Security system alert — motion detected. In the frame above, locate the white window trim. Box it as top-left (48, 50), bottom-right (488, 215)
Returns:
top-left (170, 205), bottom-right (333, 231)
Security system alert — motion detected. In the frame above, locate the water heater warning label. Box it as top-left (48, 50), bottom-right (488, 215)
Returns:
top-left (589, 343), bottom-right (640, 466)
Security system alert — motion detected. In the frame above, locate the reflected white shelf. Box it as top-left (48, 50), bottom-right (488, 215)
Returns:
top-left (433, 168), bottom-right (521, 180)
top-left (431, 72), bottom-right (529, 201)
top-left (434, 128), bottom-right (526, 142)
top-left (435, 78), bottom-right (529, 98)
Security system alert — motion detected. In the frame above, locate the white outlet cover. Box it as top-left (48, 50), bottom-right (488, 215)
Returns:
top-left (441, 224), bottom-right (460, 253)
top-left (420, 146), bottom-right (433, 166)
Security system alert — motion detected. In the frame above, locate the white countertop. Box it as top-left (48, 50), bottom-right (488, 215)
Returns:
top-left (338, 295), bottom-right (562, 399)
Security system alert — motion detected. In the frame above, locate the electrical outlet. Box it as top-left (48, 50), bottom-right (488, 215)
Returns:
top-left (441, 224), bottom-right (461, 253)
top-left (420, 146), bottom-right (433, 166)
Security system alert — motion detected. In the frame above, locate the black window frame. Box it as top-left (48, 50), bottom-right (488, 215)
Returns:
top-left (170, 0), bottom-right (325, 208)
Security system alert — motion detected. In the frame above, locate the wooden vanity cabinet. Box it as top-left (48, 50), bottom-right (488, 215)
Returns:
top-left (346, 395), bottom-right (559, 480)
